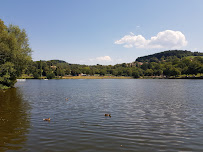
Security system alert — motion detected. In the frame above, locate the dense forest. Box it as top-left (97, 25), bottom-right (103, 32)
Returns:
top-left (136, 50), bottom-right (203, 62)
top-left (0, 19), bottom-right (203, 90)
top-left (23, 50), bottom-right (203, 79)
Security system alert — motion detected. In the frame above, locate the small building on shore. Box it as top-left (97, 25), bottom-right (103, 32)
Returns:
top-left (79, 73), bottom-right (87, 76)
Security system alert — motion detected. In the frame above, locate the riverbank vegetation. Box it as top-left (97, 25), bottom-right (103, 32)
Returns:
top-left (0, 19), bottom-right (32, 89)
top-left (22, 50), bottom-right (203, 79)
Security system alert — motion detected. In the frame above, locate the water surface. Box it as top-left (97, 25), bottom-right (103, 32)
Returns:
top-left (0, 79), bottom-right (203, 151)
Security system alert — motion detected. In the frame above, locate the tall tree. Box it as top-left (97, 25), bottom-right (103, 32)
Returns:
top-left (0, 19), bottom-right (32, 89)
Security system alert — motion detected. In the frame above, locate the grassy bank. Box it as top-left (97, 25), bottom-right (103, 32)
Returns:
top-left (62, 76), bottom-right (133, 79)
top-left (17, 74), bottom-right (133, 79)
top-left (18, 74), bottom-right (202, 80)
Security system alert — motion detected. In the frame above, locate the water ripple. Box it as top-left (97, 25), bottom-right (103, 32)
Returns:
top-left (4, 79), bottom-right (202, 152)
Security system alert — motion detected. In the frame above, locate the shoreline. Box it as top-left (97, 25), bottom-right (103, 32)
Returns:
top-left (17, 75), bottom-right (203, 80)
top-left (62, 76), bottom-right (132, 79)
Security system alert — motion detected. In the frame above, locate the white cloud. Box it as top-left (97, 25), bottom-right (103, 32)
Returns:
top-left (89, 56), bottom-right (112, 62)
top-left (95, 56), bottom-right (112, 61)
top-left (115, 30), bottom-right (187, 49)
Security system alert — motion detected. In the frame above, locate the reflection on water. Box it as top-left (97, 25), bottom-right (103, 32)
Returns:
top-left (0, 88), bottom-right (30, 151)
top-left (1, 79), bottom-right (203, 151)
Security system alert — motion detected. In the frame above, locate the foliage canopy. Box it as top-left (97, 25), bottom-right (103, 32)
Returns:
top-left (0, 19), bottom-right (32, 89)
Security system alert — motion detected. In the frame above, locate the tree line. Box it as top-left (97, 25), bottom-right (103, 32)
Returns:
top-left (24, 55), bottom-right (203, 79)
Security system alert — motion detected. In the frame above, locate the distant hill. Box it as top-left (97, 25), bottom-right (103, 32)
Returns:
top-left (136, 50), bottom-right (203, 62)
top-left (49, 60), bottom-right (67, 64)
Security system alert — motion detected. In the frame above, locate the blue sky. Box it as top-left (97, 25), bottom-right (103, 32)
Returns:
top-left (0, 0), bottom-right (202, 65)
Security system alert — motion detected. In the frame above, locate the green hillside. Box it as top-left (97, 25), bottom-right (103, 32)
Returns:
top-left (184, 56), bottom-right (203, 60)
top-left (136, 50), bottom-right (203, 62)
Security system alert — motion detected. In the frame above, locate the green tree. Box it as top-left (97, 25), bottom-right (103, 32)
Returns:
top-left (33, 71), bottom-right (40, 79)
top-left (171, 68), bottom-right (181, 77)
top-left (112, 69), bottom-right (118, 76)
top-left (0, 19), bottom-right (32, 89)
top-left (65, 66), bottom-right (71, 75)
top-left (188, 61), bottom-right (201, 75)
top-left (126, 69), bottom-right (132, 76)
top-left (144, 69), bottom-right (154, 76)
top-left (154, 69), bottom-right (163, 76)
top-left (132, 70), bottom-right (140, 78)
top-left (0, 62), bottom-right (16, 89)
top-left (199, 65), bottom-right (203, 75)
top-left (141, 63), bottom-right (148, 70)
top-left (46, 72), bottom-right (55, 79)
top-left (100, 69), bottom-right (107, 76)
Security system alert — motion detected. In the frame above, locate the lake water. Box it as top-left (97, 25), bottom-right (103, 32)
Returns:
top-left (0, 79), bottom-right (203, 152)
